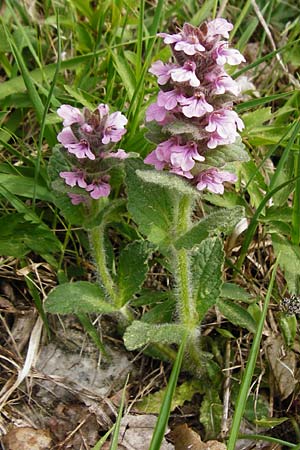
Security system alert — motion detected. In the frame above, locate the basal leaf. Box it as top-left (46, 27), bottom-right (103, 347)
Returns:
top-left (199, 389), bottom-right (223, 439)
top-left (217, 298), bottom-right (257, 333)
top-left (220, 283), bottom-right (254, 303)
top-left (45, 281), bottom-right (116, 314)
top-left (175, 206), bottom-right (245, 249)
top-left (123, 321), bottom-right (185, 350)
top-left (192, 237), bottom-right (224, 320)
top-left (117, 241), bottom-right (154, 306)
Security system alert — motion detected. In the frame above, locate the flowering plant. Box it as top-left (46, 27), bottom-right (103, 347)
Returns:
top-left (46, 18), bottom-right (252, 371)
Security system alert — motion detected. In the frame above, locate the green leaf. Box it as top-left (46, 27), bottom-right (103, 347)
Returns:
top-left (220, 283), bottom-right (254, 303)
top-left (123, 321), bottom-right (185, 350)
top-left (125, 159), bottom-right (176, 248)
top-left (162, 120), bottom-right (206, 140)
top-left (279, 313), bottom-right (297, 347)
top-left (117, 241), bottom-right (154, 306)
top-left (204, 137), bottom-right (249, 168)
top-left (192, 237), bottom-right (224, 320)
top-left (0, 173), bottom-right (53, 201)
top-left (272, 234), bottom-right (300, 293)
top-left (241, 160), bottom-right (267, 208)
top-left (242, 107), bottom-right (272, 131)
top-left (45, 281), bottom-right (116, 314)
top-left (0, 213), bottom-right (61, 258)
top-left (217, 298), bottom-right (257, 333)
top-left (112, 50), bottom-right (136, 100)
top-left (136, 170), bottom-right (197, 196)
top-left (175, 206), bottom-right (245, 249)
top-left (199, 389), bottom-right (223, 439)
top-left (136, 380), bottom-right (204, 414)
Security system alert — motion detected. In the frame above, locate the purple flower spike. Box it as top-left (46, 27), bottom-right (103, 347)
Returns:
top-left (57, 105), bottom-right (84, 126)
top-left (196, 168), bottom-right (237, 194)
top-left (102, 111), bottom-right (128, 144)
top-left (86, 181), bottom-right (111, 199)
top-left (170, 61), bottom-right (200, 87)
top-left (159, 28), bottom-right (205, 56)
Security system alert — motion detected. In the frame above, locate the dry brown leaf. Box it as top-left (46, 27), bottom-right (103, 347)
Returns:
top-left (2, 427), bottom-right (52, 450)
top-left (265, 335), bottom-right (297, 399)
top-left (172, 423), bottom-right (203, 449)
top-left (172, 424), bottom-right (226, 450)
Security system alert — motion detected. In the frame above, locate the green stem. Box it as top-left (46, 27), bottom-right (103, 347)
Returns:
top-left (89, 222), bottom-right (117, 304)
top-left (174, 195), bottom-right (198, 328)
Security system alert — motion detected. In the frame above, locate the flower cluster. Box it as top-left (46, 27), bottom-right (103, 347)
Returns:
top-left (57, 104), bottom-right (128, 204)
top-left (144, 19), bottom-right (246, 194)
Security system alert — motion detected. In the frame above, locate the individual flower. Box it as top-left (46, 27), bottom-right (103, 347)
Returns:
top-left (59, 170), bottom-right (87, 188)
top-left (170, 141), bottom-right (205, 172)
top-left (57, 105), bottom-right (84, 126)
top-left (159, 24), bottom-right (205, 55)
top-left (205, 69), bottom-right (240, 96)
top-left (205, 109), bottom-right (244, 139)
top-left (149, 61), bottom-right (178, 85)
top-left (206, 18), bottom-right (233, 40)
top-left (195, 168), bottom-right (237, 194)
top-left (179, 93), bottom-right (213, 118)
top-left (86, 180), bottom-right (111, 199)
top-left (213, 41), bottom-right (246, 66)
top-left (57, 128), bottom-right (95, 160)
top-left (157, 90), bottom-right (184, 111)
top-left (144, 137), bottom-right (179, 170)
top-left (102, 111), bottom-right (128, 144)
top-left (146, 102), bottom-right (168, 123)
top-left (170, 61), bottom-right (200, 87)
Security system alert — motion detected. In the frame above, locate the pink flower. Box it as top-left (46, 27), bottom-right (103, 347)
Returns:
top-left (146, 102), bottom-right (167, 122)
top-left (149, 61), bottom-right (178, 85)
top-left (170, 141), bottom-right (205, 172)
top-left (68, 193), bottom-right (88, 205)
top-left (196, 168), bottom-right (237, 194)
top-left (206, 132), bottom-right (233, 149)
top-left (214, 42), bottom-right (246, 66)
top-left (205, 109), bottom-right (244, 139)
top-left (179, 94), bottom-right (213, 118)
top-left (57, 128), bottom-right (95, 160)
top-left (59, 170), bottom-right (87, 188)
top-left (206, 19), bottom-right (233, 40)
top-left (159, 26), bottom-right (205, 55)
top-left (86, 181), bottom-right (111, 199)
top-left (157, 90), bottom-right (184, 111)
top-left (144, 138), bottom-right (179, 170)
top-left (205, 69), bottom-right (240, 96)
top-left (102, 111), bottom-right (127, 144)
top-left (57, 105), bottom-right (84, 126)
top-left (170, 61), bottom-right (200, 87)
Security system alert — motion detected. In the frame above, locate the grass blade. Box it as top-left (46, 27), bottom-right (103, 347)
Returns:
top-left (227, 257), bottom-right (280, 450)
top-left (109, 373), bottom-right (130, 450)
top-left (291, 140), bottom-right (300, 245)
top-left (149, 333), bottom-right (187, 450)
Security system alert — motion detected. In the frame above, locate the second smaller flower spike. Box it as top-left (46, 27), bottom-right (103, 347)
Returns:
top-left (144, 16), bottom-right (246, 195)
top-left (56, 103), bottom-right (128, 202)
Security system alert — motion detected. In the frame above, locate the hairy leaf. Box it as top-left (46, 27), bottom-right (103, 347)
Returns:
top-left (272, 234), bottom-right (300, 293)
top-left (175, 206), bottom-right (245, 249)
top-left (45, 281), bottom-right (116, 314)
top-left (217, 298), bottom-right (257, 333)
top-left (124, 320), bottom-right (185, 350)
top-left (204, 137), bottom-right (249, 167)
top-left (136, 170), bottom-right (197, 196)
top-left (192, 237), bottom-right (224, 320)
top-left (117, 241), bottom-right (154, 306)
